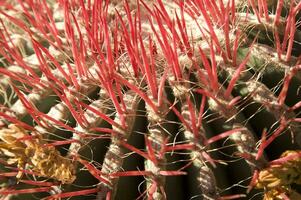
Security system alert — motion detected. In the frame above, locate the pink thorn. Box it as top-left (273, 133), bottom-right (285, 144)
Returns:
top-left (148, 181), bottom-right (157, 200)
top-left (223, 1), bottom-right (232, 60)
top-left (170, 23), bottom-right (183, 79)
top-left (198, 47), bottom-right (216, 90)
top-left (270, 151), bottom-right (301, 166)
top-left (257, 118), bottom-right (287, 159)
top-left (202, 151), bottom-right (217, 168)
top-left (12, 86), bottom-right (42, 125)
top-left (71, 13), bottom-right (88, 77)
top-left (42, 139), bottom-right (80, 147)
top-left (194, 89), bottom-right (219, 103)
top-left (157, 68), bottom-right (168, 107)
top-left (139, 34), bottom-right (158, 99)
top-left (209, 40), bottom-right (219, 90)
top-left (184, 1), bottom-right (200, 17)
top-left (110, 171), bottom-right (152, 177)
top-left (230, 0), bottom-right (236, 23)
top-left (256, 128), bottom-right (267, 160)
top-left (207, 128), bottom-right (246, 144)
top-left (224, 40), bottom-right (254, 98)
top-left (151, 10), bottom-right (181, 80)
top-left (54, 91), bottom-right (87, 128)
top-left (76, 157), bottom-right (111, 186)
top-left (90, 127), bottom-right (118, 136)
top-left (294, 2), bottom-right (301, 14)
top-left (274, 30), bottom-right (282, 60)
top-left (175, 12), bottom-right (191, 54)
top-left (281, 3), bottom-right (295, 53)
top-left (41, 0), bottom-right (62, 47)
top-left (194, 0), bottom-right (222, 52)
top-left (36, 41), bottom-right (73, 85)
top-left (145, 136), bottom-right (158, 165)
top-left (19, 180), bottom-right (57, 187)
top-left (158, 137), bottom-right (169, 160)
top-left (274, 0), bottom-right (284, 26)
top-left (285, 17), bottom-right (296, 62)
top-left (170, 104), bottom-right (193, 133)
top-left (218, 194), bottom-right (247, 200)
top-left (45, 188), bottom-right (100, 199)
top-left (247, 170), bottom-right (259, 193)
top-left (66, 62), bottom-right (80, 90)
top-left (32, 40), bottom-right (68, 89)
top-left (186, 97), bottom-right (198, 138)
top-left (114, 73), bottom-right (158, 112)
top-left (120, 140), bottom-right (155, 164)
top-left (278, 65), bottom-right (301, 105)
top-left (15, 134), bottom-right (38, 143)
top-left (165, 143), bottom-right (195, 151)
top-left (106, 191), bottom-right (112, 200)
top-left (0, 66), bottom-right (41, 89)
top-left (218, 0), bottom-right (225, 14)
top-left (106, 83), bottom-right (126, 127)
top-left (289, 101), bottom-right (301, 111)
top-left (0, 112), bottom-right (33, 130)
top-left (115, 10), bottom-right (139, 76)
top-left (280, 194), bottom-right (290, 200)
top-left (227, 97), bottom-right (241, 109)
top-left (259, 0), bottom-right (269, 21)
top-left (197, 95), bottom-right (206, 130)
top-left (79, 0), bottom-right (89, 33)
top-left (203, 0), bottom-right (218, 24)
top-left (0, 10), bottom-right (30, 33)
top-left (79, 102), bottom-right (121, 128)
top-left (159, 170), bottom-right (187, 176)
top-left (0, 187), bottom-right (52, 195)
top-left (34, 111), bottom-right (78, 133)
top-left (156, 0), bottom-right (173, 28)
top-left (248, 0), bottom-right (261, 23)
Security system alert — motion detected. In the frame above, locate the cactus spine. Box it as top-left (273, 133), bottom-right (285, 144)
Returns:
top-left (0, 0), bottom-right (301, 199)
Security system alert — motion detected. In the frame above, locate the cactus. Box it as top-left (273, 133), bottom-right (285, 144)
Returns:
top-left (0, 0), bottom-right (301, 199)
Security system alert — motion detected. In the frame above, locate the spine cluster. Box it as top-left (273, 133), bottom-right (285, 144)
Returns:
top-left (0, 0), bottom-right (300, 199)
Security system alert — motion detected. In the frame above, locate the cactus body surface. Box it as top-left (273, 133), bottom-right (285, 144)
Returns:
top-left (0, 0), bottom-right (301, 199)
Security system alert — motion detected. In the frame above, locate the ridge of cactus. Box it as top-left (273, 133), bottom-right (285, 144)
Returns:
top-left (0, 0), bottom-right (301, 200)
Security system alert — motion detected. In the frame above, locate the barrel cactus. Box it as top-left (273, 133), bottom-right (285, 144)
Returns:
top-left (0, 0), bottom-right (301, 199)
